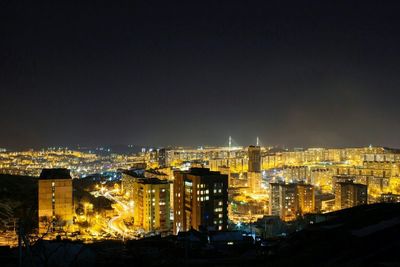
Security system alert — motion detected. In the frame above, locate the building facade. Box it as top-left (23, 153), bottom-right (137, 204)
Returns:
top-left (173, 168), bottom-right (228, 234)
top-left (335, 181), bottom-right (368, 210)
top-left (132, 178), bottom-right (171, 232)
top-left (248, 146), bottom-right (261, 172)
top-left (122, 172), bottom-right (171, 232)
top-left (269, 182), bottom-right (315, 221)
top-left (38, 168), bottom-right (73, 233)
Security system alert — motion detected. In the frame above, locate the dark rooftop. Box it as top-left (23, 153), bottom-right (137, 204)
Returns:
top-left (39, 168), bottom-right (71, 180)
top-left (183, 167), bottom-right (223, 176)
top-left (137, 178), bottom-right (170, 185)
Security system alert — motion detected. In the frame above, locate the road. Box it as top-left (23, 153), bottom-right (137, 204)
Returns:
top-left (97, 188), bottom-right (137, 239)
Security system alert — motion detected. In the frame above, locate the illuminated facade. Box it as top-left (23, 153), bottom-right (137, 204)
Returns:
top-left (248, 171), bottom-right (262, 193)
top-left (280, 166), bottom-right (310, 183)
top-left (157, 148), bottom-right (170, 168)
top-left (381, 193), bottom-right (400, 203)
top-left (209, 157), bottom-right (248, 173)
top-left (173, 168), bottom-right (228, 234)
top-left (297, 183), bottom-right (315, 214)
top-left (38, 168), bottom-right (73, 233)
top-left (248, 146), bottom-right (261, 172)
top-left (132, 178), bottom-right (171, 232)
top-left (121, 171), bottom-right (171, 232)
top-left (247, 145), bottom-right (262, 193)
top-left (335, 181), bottom-right (367, 210)
top-left (310, 167), bottom-right (334, 192)
top-left (269, 182), bottom-right (315, 221)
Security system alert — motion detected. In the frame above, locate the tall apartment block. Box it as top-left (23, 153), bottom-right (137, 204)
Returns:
top-left (173, 168), bottom-right (228, 234)
top-left (335, 181), bottom-right (367, 210)
top-left (132, 178), bottom-right (171, 232)
top-left (122, 172), bottom-right (171, 232)
top-left (248, 145), bottom-right (261, 172)
top-left (248, 145), bottom-right (262, 193)
top-left (269, 182), bottom-right (315, 221)
top-left (38, 168), bottom-right (73, 233)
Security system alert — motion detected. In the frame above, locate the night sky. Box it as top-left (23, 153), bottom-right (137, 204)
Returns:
top-left (1, 0), bottom-right (400, 149)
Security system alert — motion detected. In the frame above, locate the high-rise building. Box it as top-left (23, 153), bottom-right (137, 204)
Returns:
top-left (297, 183), bottom-right (315, 214)
top-left (248, 145), bottom-right (261, 172)
top-left (158, 148), bottom-right (169, 167)
top-left (248, 145), bottom-right (262, 193)
top-left (269, 182), bottom-right (315, 221)
top-left (335, 181), bottom-right (367, 210)
top-left (132, 178), bottom-right (171, 232)
top-left (269, 183), bottom-right (281, 216)
top-left (173, 168), bottom-right (228, 234)
top-left (248, 171), bottom-right (262, 193)
top-left (38, 168), bottom-right (73, 233)
top-left (218, 166), bottom-right (231, 187)
top-left (122, 172), bottom-right (171, 232)
top-left (279, 183), bottom-right (298, 221)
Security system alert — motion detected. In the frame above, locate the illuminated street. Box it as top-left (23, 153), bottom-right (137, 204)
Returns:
top-left (94, 188), bottom-right (139, 240)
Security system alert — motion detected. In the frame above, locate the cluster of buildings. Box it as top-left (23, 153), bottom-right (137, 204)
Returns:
top-left (153, 145), bottom-right (400, 221)
top-left (35, 143), bottom-right (400, 237)
top-left (38, 167), bottom-right (229, 236)
top-left (0, 148), bottom-right (143, 178)
top-left (269, 182), bottom-right (315, 221)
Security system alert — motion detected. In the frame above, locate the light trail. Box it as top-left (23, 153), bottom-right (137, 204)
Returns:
top-left (95, 188), bottom-right (137, 239)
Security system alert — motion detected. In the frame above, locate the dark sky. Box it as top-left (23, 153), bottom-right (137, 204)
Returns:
top-left (1, 0), bottom-right (400, 149)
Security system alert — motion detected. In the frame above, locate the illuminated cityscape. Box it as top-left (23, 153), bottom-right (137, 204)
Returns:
top-left (1, 144), bottom-right (400, 237)
top-left (2, 0), bottom-right (400, 266)
top-left (1, 143), bottom-right (400, 265)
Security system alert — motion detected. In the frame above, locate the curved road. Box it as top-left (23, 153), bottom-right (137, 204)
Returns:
top-left (98, 189), bottom-right (136, 239)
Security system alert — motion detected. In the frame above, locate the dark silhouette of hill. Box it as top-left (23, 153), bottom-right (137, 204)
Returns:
top-left (0, 174), bottom-right (37, 232)
top-left (268, 203), bottom-right (400, 267)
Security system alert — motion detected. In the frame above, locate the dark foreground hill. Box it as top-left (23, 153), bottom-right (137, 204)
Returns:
top-left (268, 203), bottom-right (400, 267)
top-left (1, 203), bottom-right (400, 267)
top-left (0, 174), bottom-right (37, 231)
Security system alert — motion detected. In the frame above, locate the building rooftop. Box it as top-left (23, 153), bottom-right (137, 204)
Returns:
top-left (184, 167), bottom-right (222, 176)
top-left (39, 168), bottom-right (71, 180)
top-left (137, 178), bottom-right (170, 185)
top-left (336, 180), bottom-right (366, 187)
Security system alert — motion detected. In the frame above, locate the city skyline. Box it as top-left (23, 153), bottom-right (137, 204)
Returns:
top-left (2, 1), bottom-right (400, 149)
top-left (2, 140), bottom-right (400, 265)
top-left (3, 1), bottom-right (400, 265)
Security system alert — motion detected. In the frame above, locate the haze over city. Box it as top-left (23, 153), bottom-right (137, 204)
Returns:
top-left (2, 1), bottom-right (400, 149)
